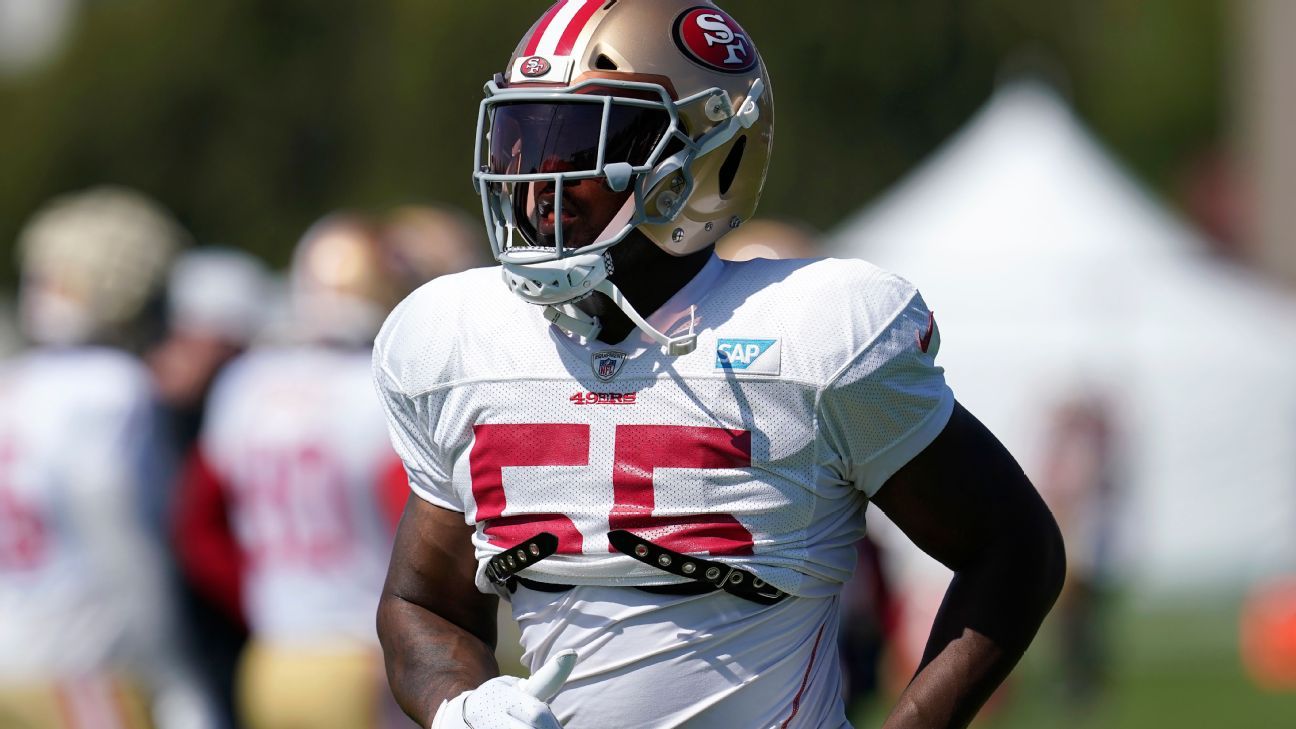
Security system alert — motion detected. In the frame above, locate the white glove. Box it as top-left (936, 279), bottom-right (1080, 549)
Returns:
top-left (431, 650), bottom-right (578, 729)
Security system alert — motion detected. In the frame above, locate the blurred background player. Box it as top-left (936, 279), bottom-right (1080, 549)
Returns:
top-left (713, 218), bottom-right (821, 262)
top-left (381, 204), bottom-right (492, 282)
top-left (173, 209), bottom-right (479, 729)
top-left (1037, 392), bottom-right (1120, 708)
top-left (148, 248), bottom-right (275, 729)
top-left (150, 248), bottom-right (275, 449)
top-left (0, 186), bottom-right (215, 729)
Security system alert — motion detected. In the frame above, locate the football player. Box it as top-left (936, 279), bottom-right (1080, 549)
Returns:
top-left (174, 213), bottom-right (440, 729)
top-left (0, 187), bottom-right (214, 729)
top-left (373, 2), bottom-right (1065, 728)
top-left (151, 247), bottom-right (275, 729)
top-left (382, 204), bottom-right (493, 285)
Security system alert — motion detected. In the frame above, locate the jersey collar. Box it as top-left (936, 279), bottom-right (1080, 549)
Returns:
top-left (547, 254), bottom-right (725, 358)
top-left (635, 253), bottom-right (725, 349)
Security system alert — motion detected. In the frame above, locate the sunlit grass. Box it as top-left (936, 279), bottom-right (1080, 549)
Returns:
top-left (852, 597), bottom-right (1296, 728)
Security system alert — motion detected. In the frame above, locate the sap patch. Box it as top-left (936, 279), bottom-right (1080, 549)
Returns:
top-left (715, 338), bottom-right (781, 376)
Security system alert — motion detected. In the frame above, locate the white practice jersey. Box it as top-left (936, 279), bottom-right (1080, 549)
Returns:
top-left (373, 256), bottom-right (954, 729)
top-left (201, 346), bottom-right (400, 647)
top-left (0, 349), bottom-right (180, 675)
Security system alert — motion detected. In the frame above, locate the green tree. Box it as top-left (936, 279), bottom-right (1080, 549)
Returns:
top-left (0, 0), bottom-right (1226, 283)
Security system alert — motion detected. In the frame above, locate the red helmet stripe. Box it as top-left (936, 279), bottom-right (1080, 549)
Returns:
top-left (524, 1), bottom-right (568, 56)
top-left (554, 0), bottom-right (603, 56)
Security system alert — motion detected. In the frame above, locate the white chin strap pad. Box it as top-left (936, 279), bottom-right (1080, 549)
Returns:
top-left (543, 303), bottom-right (601, 340)
top-left (500, 250), bottom-right (610, 307)
top-left (539, 279), bottom-right (696, 356)
top-left (500, 249), bottom-right (696, 357)
top-left (592, 279), bottom-right (697, 356)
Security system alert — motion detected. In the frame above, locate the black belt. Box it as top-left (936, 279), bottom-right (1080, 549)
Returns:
top-left (608, 530), bottom-right (787, 605)
top-left (484, 532), bottom-right (560, 588)
top-left (485, 531), bottom-right (786, 605)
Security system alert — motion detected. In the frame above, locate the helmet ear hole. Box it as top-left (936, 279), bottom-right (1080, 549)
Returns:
top-left (718, 135), bottom-right (747, 197)
top-left (595, 53), bottom-right (619, 71)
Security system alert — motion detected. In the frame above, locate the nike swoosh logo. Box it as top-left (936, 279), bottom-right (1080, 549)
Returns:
top-left (916, 311), bottom-right (935, 353)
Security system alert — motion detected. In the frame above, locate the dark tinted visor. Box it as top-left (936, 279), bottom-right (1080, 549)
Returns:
top-left (488, 100), bottom-right (670, 177)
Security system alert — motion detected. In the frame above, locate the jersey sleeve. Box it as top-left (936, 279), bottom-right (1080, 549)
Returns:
top-left (818, 288), bottom-right (954, 497)
top-left (172, 447), bottom-right (244, 623)
top-left (371, 299), bottom-right (463, 513)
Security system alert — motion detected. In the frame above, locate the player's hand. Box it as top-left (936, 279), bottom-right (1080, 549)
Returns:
top-left (430, 650), bottom-right (577, 729)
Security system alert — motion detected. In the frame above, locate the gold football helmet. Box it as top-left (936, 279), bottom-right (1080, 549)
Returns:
top-left (16, 186), bottom-right (188, 348)
top-left (289, 213), bottom-right (419, 345)
top-left (382, 204), bottom-right (491, 283)
top-left (473, 0), bottom-right (773, 354)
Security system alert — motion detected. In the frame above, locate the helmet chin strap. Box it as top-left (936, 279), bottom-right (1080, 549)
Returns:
top-left (501, 198), bottom-right (698, 356)
top-left (542, 278), bottom-right (698, 356)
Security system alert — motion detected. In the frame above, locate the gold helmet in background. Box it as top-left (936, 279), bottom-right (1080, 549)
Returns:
top-left (289, 212), bottom-right (417, 345)
top-left (383, 204), bottom-right (491, 283)
top-left (715, 218), bottom-right (821, 261)
top-left (17, 186), bottom-right (189, 348)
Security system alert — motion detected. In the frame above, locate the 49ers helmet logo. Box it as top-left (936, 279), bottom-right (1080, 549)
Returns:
top-left (520, 56), bottom-right (552, 77)
top-left (673, 7), bottom-right (757, 74)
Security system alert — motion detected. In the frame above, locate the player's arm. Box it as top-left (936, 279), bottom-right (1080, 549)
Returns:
top-left (871, 401), bottom-right (1066, 729)
top-left (378, 495), bottom-right (500, 725)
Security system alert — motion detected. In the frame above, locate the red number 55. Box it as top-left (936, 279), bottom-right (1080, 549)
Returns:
top-left (470, 424), bottom-right (754, 557)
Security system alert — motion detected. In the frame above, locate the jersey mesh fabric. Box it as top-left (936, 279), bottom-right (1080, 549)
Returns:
top-left (507, 584), bottom-right (850, 729)
top-left (819, 289), bottom-right (954, 496)
top-left (374, 257), bottom-right (953, 728)
top-left (373, 258), bottom-right (953, 598)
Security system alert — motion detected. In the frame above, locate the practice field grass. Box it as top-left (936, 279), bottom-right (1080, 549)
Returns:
top-left (853, 597), bottom-right (1296, 728)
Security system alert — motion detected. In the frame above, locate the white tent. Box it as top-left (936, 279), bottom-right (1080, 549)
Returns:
top-left (828, 81), bottom-right (1296, 596)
